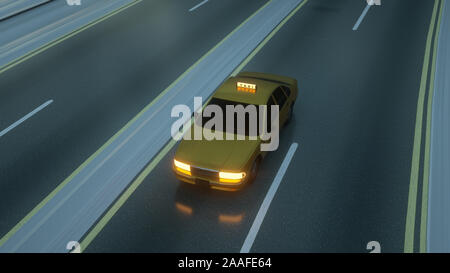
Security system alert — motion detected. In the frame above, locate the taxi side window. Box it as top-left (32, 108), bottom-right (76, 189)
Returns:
top-left (266, 96), bottom-right (276, 132)
top-left (282, 86), bottom-right (291, 97)
top-left (272, 87), bottom-right (287, 108)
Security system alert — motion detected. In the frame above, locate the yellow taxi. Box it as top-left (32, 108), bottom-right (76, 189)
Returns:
top-left (173, 72), bottom-right (298, 191)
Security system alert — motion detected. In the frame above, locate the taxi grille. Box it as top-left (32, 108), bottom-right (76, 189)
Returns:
top-left (191, 166), bottom-right (218, 180)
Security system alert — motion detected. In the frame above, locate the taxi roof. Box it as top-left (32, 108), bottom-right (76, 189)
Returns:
top-left (212, 76), bottom-right (280, 105)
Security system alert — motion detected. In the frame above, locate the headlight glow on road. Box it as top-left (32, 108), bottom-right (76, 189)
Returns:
top-left (175, 202), bottom-right (193, 215)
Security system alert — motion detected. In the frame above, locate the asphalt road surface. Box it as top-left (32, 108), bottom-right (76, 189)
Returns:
top-left (0, 0), bottom-right (268, 241)
top-left (83, 0), bottom-right (436, 253)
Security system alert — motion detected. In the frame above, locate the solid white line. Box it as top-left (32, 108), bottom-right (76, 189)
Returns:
top-left (0, 100), bottom-right (53, 138)
top-left (189, 0), bottom-right (208, 12)
top-left (353, 4), bottom-right (372, 31)
top-left (240, 142), bottom-right (299, 253)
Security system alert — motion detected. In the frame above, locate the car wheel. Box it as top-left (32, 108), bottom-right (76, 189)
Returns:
top-left (248, 157), bottom-right (261, 184)
top-left (285, 102), bottom-right (294, 125)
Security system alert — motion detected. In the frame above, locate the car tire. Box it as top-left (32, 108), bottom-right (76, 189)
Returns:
top-left (285, 102), bottom-right (294, 125)
top-left (248, 157), bottom-right (261, 184)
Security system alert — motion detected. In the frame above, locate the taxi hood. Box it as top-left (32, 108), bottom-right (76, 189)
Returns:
top-left (175, 136), bottom-right (260, 172)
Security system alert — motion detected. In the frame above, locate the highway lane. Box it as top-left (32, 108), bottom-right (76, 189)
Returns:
top-left (85, 0), bottom-right (435, 253)
top-left (245, 0), bottom-right (435, 253)
top-left (0, 0), bottom-right (267, 240)
top-left (0, 0), bottom-right (52, 21)
top-left (0, 0), bottom-right (137, 69)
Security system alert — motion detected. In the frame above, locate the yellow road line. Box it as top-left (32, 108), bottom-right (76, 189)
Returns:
top-left (79, 0), bottom-right (309, 252)
top-left (404, 0), bottom-right (441, 253)
top-left (419, 0), bottom-right (445, 254)
top-left (231, 0), bottom-right (309, 76)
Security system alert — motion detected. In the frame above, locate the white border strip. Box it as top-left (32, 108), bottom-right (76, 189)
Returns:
top-left (0, 100), bottom-right (53, 138)
top-left (240, 142), bottom-right (299, 253)
top-left (353, 4), bottom-right (372, 31)
top-left (189, 0), bottom-right (209, 12)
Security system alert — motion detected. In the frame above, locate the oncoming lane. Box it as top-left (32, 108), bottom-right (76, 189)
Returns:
top-left (0, 0), bottom-right (268, 244)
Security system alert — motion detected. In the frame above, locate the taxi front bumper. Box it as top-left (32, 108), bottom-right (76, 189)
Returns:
top-left (173, 165), bottom-right (247, 191)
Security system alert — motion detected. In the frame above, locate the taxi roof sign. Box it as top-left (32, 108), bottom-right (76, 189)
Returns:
top-left (236, 82), bottom-right (256, 93)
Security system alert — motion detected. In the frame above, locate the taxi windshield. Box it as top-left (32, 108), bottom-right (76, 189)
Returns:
top-left (196, 98), bottom-right (263, 137)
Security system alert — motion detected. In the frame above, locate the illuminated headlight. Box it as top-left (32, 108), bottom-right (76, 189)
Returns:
top-left (219, 171), bottom-right (246, 183)
top-left (174, 159), bottom-right (191, 176)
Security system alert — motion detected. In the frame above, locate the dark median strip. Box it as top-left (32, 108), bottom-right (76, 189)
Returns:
top-left (0, 0), bottom-right (53, 21)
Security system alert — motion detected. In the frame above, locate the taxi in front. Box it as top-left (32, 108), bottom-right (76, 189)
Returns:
top-left (173, 72), bottom-right (298, 191)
